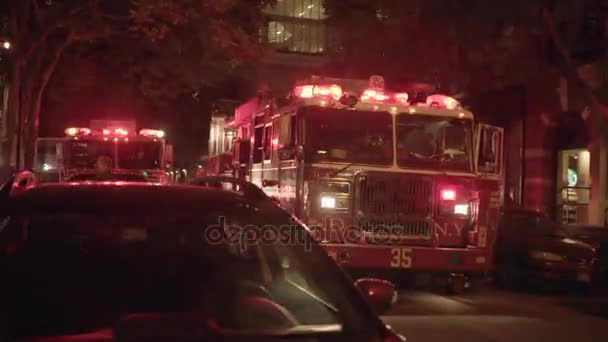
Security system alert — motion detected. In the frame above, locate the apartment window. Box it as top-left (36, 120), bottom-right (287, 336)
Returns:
top-left (263, 0), bottom-right (327, 55)
top-left (264, 0), bottom-right (326, 19)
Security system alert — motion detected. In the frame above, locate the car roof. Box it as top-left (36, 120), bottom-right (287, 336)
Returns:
top-left (8, 182), bottom-right (250, 215)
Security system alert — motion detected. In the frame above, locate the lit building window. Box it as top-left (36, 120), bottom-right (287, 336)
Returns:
top-left (263, 0), bottom-right (327, 55)
top-left (264, 0), bottom-right (327, 20)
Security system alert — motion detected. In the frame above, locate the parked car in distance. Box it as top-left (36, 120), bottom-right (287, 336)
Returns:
top-left (494, 209), bottom-right (597, 289)
top-left (562, 224), bottom-right (608, 277)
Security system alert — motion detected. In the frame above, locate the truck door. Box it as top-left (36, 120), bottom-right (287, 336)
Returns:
top-left (34, 138), bottom-right (66, 182)
top-left (475, 124), bottom-right (504, 255)
top-left (475, 124), bottom-right (504, 178)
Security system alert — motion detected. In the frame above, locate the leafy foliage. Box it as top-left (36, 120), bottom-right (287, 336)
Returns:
top-left (324, 0), bottom-right (547, 94)
top-left (104, 0), bottom-right (272, 108)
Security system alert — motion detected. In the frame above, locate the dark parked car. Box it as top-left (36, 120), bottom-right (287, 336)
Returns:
top-left (0, 173), bottom-right (404, 341)
top-left (562, 224), bottom-right (608, 277)
top-left (494, 209), bottom-right (597, 288)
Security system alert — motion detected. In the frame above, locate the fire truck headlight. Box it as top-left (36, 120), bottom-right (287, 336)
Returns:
top-left (454, 204), bottom-right (469, 215)
top-left (321, 196), bottom-right (336, 209)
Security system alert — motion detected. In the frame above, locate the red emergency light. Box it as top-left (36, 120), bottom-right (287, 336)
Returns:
top-left (361, 89), bottom-right (389, 102)
top-left (65, 127), bottom-right (91, 136)
top-left (440, 189), bottom-right (456, 201)
top-left (426, 94), bottom-right (460, 110)
top-left (394, 93), bottom-right (409, 104)
top-left (139, 129), bottom-right (165, 138)
top-left (294, 84), bottom-right (343, 100)
top-left (114, 128), bottom-right (129, 136)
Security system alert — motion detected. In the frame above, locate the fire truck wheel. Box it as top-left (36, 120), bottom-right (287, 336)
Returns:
top-left (446, 274), bottom-right (466, 295)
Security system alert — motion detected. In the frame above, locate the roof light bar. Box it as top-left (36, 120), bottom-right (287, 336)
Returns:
top-left (114, 128), bottom-right (129, 136)
top-left (140, 129), bottom-right (165, 138)
top-left (294, 84), bottom-right (343, 100)
top-left (65, 127), bottom-right (91, 136)
top-left (394, 92), bottom-right (409, 104)
top-left (361, 89), bottom-right (389, 102)
top-left (426, 94), bottom-right (461, 110)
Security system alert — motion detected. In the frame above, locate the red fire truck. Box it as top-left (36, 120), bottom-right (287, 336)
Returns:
top-left (33, 120), bottom-right (174, 184)
top-left (223, 75), bottom-right (504, 293)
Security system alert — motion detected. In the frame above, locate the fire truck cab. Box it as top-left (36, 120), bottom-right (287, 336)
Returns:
top-left (227, 75), bottom-right (503, 293)
top-left (33, 121), bottom-right (174, 184)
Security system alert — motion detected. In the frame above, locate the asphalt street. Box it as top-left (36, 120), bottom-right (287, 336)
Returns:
top-left (382, 285), bottom-right (608, 342)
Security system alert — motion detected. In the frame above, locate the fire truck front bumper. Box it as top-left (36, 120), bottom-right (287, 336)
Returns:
top-left (323, 244), bottom-right (491, 275)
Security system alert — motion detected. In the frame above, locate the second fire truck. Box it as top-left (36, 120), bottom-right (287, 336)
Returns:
top-left (222, 75), bottom-right (504, 293)
top-left (33, 120), bottom-right (174, 184)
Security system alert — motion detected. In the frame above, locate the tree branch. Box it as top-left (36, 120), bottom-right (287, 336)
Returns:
top-left (19, 3), bottom-right (88, 66)
top-left (33, 31), bottom-right (75, 129)
top-left (541, 6), bottom-right (608, 123)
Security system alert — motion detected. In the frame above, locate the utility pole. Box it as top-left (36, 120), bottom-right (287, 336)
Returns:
top-left (15, 80), bottom-right (21, 171)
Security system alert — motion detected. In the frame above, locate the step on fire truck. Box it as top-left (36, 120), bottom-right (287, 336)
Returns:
top-left (33, 120), bottom-right (174, 184)
top-left (223, 75), bottom-right (504, 293)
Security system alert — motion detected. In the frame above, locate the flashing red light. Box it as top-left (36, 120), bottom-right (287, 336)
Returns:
top-left (113, 137), bottom-right (119, 142)
top-left (294, 85), bottom-right (314, 98)
top-left (272, 138), bottom-right (279, 147)
top-left (139, 129), bottom-right (165, 138)
top-left (361, 89), bottom-right (389, 102)
top-left (427, 94), bottom-right (460, 110)
top-left (65, 127), bottom-right (91, 136)
top-left (313, 84), bottom-right (343, 99)
top-left (394, 92), bottom-right (409, 104)
top-left (115, 128), bottom-right (129, 136)
top-left (294, 84), bottom-right (343, 100)
top-left (103, 137), bottom-right (109, 141)
top-left (441, 189), bottom-right (456, 201)
top-left (102, 129), bottom-right (111, 135)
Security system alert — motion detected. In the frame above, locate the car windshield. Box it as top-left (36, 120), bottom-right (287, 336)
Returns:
top-left (302, 107), bottom-right (393, 166)
top-left (396, 115), bottom-right (472, 172)
top-left (0, 204), bottom-right (372, 339)
top-left (66, 140), bottom-right (161, 170)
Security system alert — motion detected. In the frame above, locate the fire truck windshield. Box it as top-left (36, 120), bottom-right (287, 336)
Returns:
top-left (302, 107), bottom-right (393, 166)
top-left (396, 114), bottom-right (472, 172)
top-left (66, 140), bottom-right (162, 170)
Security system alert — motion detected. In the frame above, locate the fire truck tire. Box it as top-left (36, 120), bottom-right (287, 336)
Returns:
top-left (446, 274), bottom-right (466, 295)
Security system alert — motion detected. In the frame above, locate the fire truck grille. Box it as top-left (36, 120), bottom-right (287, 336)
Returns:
top-left (358, 219), bottom-right (431, 240)
top-left (356, 174), bottom-right (433, 216)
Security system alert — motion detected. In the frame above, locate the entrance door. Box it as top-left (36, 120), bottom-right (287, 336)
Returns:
top-left (556, 149), bottom-right (591, 225)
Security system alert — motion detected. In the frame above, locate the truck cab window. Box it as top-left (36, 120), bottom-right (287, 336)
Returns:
top-left (253, 126), bottom-right (263, 163)
top-left (478, 128), bottom-right (499, 173)
top-left (263, 125), bottom-right (273, 161)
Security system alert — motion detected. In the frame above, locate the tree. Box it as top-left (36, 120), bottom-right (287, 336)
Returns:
top-left (1, 0), bottom-right (110, 176)
top-left (2, 0), bottom-right (272, 175)
top-left (104, 0), bottom-right (271, 109)
top-left (324, 0), bottom-right (549, 96)
top-left (87, 0), bottom-right (271, 164)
